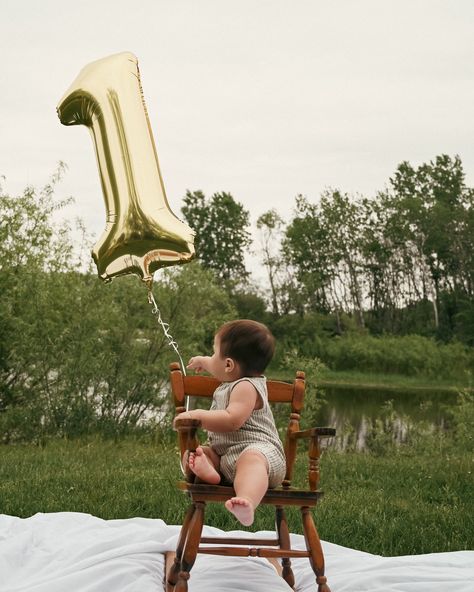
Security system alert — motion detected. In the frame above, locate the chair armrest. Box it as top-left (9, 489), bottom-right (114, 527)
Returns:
top-left (173, 417), bottom-right (202, 431)
top-left (289, 427), bottom-right (336, 439)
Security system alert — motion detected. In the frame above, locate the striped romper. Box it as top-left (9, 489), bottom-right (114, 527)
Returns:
top-left (207, 376), bottom-right (286, 488)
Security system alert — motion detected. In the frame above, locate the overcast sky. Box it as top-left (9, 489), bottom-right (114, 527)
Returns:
top-left (2, 0), bottom-right (473, 281)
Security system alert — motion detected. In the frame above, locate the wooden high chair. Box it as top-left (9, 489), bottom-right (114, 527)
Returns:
top-left (166, 362), bottom-right (336, 592)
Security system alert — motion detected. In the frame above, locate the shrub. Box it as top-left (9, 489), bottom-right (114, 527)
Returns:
top-left (319, 334), bottom-right (474, 379)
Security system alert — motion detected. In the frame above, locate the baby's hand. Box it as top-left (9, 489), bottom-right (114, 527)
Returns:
top-left (173, 412), bottom-right (191, 428)
top-left (187, 356), bottom-right (206, 373)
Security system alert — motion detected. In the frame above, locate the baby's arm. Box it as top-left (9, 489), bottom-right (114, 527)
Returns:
top-left (175, 381), bottom-right (258, 432)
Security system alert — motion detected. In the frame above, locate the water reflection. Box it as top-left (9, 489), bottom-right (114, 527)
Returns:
top-left (309, 385), bottom-right (455, 451)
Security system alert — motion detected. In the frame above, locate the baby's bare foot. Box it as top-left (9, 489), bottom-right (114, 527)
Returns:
top-left (224, 497), bottom-right (255, 526)
top-left (189, 447), bottom-right (221, 484)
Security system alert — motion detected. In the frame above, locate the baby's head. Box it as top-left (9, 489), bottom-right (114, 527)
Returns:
top-left (215, 320), bottom-right (275, 377)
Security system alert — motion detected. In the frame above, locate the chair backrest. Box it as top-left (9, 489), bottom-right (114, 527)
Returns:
top-left (169, 362), bottom-right (306, 486)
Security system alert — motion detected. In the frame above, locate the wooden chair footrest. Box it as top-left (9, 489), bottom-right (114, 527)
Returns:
top-left (198, 546), bottom-right (310, 559)
top-left (178, 481), bottom-right (323, 506)
top-left (201, 536), bottom-right (279, 545)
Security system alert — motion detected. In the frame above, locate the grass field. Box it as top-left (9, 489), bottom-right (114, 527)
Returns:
top-left (1, 437), bottom-right (472, 557)
top-left (316, 370), bottom-right (471, 392)
top-left (269, 367), bottom-right (472, 393)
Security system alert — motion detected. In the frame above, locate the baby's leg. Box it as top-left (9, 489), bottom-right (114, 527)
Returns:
top-left (188, 446), bottom-right (221, 484)
top-left (225, 449), bottom-right (269, 526)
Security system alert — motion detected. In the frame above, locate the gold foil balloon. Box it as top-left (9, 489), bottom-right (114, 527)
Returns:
top-left (57, 52), bottom-right (195, 286)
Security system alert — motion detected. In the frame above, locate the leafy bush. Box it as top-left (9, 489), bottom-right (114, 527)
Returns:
top-left (0, 174), bottom-right (236, 442)
top-left (319, 334), bottom-right (474, 379)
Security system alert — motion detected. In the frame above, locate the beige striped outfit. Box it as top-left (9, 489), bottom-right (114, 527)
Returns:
top-left (207, 376), bottom-right (286, 488)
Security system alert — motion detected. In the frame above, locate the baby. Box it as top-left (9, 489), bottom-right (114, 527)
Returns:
top-left (175, 319), bottom-right (286, 526)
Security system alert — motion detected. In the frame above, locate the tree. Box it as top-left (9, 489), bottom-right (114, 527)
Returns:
top-left (181, 190), bottom-right (252, 285)
top-left (283, 195), bottom-right (333, 314)
top-left (283, 192), bottom-right (367, 326)
top-left (318, 190), bottom-right (366, 328)
top-left (270, 155), bottom-right (474, 338)
top-left (384, 154), bottom-right (474, 336)
top-left (256, 209), bottom-right (286, 315)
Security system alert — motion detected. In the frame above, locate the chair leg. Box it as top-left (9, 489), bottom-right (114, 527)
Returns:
top-left (174, 501), bottom-right (205, 592)
top-left (301, 506), bottom-right (331, 592)
top-left (275, 506), bottom-right (295, 589)
top-left (166, 503), bottom-right (196, 592)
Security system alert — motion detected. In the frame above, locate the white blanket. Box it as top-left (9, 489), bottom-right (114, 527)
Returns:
top-left (1, 513), bottom-right (472, 591)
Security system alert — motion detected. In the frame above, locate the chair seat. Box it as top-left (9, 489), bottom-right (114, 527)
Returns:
top-left (178, 481), bottom-right (324, 507)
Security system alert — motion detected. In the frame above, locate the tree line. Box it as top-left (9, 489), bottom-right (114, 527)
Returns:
top-left (182, 154), bottom-right (474, 344)
top-left (2, 155), bottom-right (474, 442)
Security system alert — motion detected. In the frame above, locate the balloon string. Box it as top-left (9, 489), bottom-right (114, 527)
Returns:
top-left (147, 289), bottom-right (187, 377)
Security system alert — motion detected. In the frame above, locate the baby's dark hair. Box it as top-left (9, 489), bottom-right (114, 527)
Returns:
top-left (216, 320), bottom-right (275, 376)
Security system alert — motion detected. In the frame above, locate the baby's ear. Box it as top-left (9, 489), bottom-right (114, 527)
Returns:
top-left (225, 357), bottom-right (236, 372)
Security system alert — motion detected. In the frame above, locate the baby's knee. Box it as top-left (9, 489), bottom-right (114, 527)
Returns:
top-left (237, 448), bottom-right (269, 469)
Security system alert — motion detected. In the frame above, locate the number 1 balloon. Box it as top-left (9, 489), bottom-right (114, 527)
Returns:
top-left (57, 52), bottom-right (195, 287)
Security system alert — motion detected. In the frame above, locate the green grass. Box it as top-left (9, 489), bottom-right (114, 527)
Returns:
top-left (316, 449), bottom-right (474, 555)
top-left (0, 438), bottom-right (185, 521)
top-left (268, 367), bottom-right (471, 393)
top-left (1, 437), bottom-right (473, 556)
top-left (318, 369), bottom-right (472, 392)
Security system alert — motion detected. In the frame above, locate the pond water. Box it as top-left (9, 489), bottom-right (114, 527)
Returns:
top-left (308, 384), bottom-right (458, 451)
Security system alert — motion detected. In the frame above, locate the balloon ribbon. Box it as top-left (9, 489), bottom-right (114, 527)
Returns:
top-left (147, 289), bottom-right (187, 377)
top-left (147, 288), bottom-right (192, 411)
